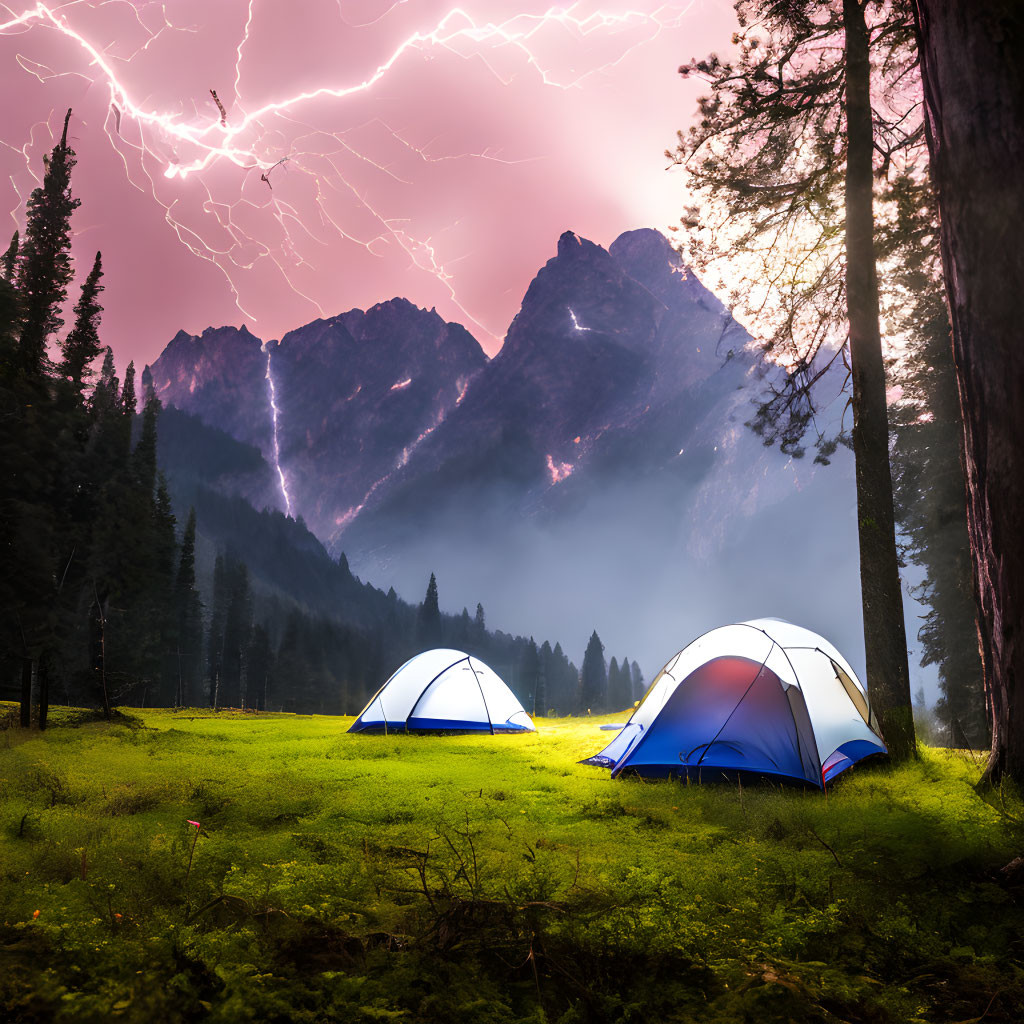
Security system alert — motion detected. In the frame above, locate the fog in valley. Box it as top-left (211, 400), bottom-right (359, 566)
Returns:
top-left (348, 426), bottom-right (938, 701)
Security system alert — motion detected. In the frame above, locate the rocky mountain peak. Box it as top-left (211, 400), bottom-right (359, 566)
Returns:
top-left (166, 328), bottom-right (194, 350)
top-left (608, 226), bottom-right (676, 263)
top-left (555, 230), bottom-right (605, 261)
top-left (499, 229), bottom-right (659, 364)
top-left (609, 228), bottom-right (725, 315)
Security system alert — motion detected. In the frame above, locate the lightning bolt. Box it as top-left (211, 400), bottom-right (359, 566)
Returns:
top-left (262, 339), bottom-right (293, 516)
top-left (1, 2), bottom-right (692, 347)
top-left (568, 306), bottom-right (593, 331)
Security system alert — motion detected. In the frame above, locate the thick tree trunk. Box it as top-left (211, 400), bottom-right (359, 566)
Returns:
top-left (914, 1), bottom-right (1024, 782)
top-left (91, 593), bottom-right (112, 721)
top-left (37, 655), bottom-right (49, 731)
top-left (843, 0), bottom-right (915, 759)
top-left (19, 657), bottom-right (32, 727)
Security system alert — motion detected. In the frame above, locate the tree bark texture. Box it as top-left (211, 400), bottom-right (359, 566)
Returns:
top-left (914, 0), bottom-right (1024, 781)
top-left (19, 657), bottom-right (31, 727)
top-left (91, 594), bottom-right (112, 721)
top-left (843, 0), bottom-right (915, 758)
top-left (37, 655), bottom-right (49, 731)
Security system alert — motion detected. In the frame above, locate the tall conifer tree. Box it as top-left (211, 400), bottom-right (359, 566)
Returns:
top-left (61, 251), bottom-right (104, 389)
top-left (173, 509), bottom-right (204, 706)
top-left (207, 555), bottom-right (228, 708)
top-left (580, 631), bottom-right (607, 713)
top-left (1, 232), bottom-right (18, 281)
top-left (4, 110), bottom-right (81, 725)
top-left (521, 638), bottom-right (540, 715)
top-left (673, 1), bottom-right (919, 757)
top-left (416, 572), bottom-right (443, 648)
top-left (16, 109), bottom-right (79, 376)
top-left (631, 661), bottom-right (644, 703)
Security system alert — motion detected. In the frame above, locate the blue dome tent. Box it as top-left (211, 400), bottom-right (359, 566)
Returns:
top-left (582, 619), bottom-right (886, 787)
top-left (349, 648), bottom-right (536, 734)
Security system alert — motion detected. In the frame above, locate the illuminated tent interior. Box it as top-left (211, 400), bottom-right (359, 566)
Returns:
top-left (582, 619), bottom-right (886, 787)
top-left (349, 648), bottom-right (536, 734)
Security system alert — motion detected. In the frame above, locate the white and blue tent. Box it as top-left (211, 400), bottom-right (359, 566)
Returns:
top-left (349, 648), bottom-right (536, 734)
top-left (582, 619), bottom-right (886, 787)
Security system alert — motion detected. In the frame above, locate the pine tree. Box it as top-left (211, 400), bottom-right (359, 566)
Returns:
top-left (2, 111), bottom-right (81, 726)
top-left (607, 657), bottom-right (621, 712)
top-left (609, 654), bottom-right (633, 710)
top-left (580, 630), bottom-right (607, 714)
top-left (15, 109), bottom-right (79, 376)
top-left (535, 646), bottom-right (547, 718)
top-left (152, 475), bottom-right (179, 705)
top-left (0, 266), bottom-right (18, 359)
top-left (85, 382), bottom-right (176, 706)
top-left (80, 351), bottom-right (124, 704)
top-left (631, 660), bottom-right (644, 703)
top-left (133, 391), bottom-right (159, 499)
top-left (91, 348), bottom-right (118, 414)
top-left (673, 1), bottom-right (918, 758)
top-left (220, 560), bottom-right (252, 708)
top-left (1, 231), bottom-right (18, 281)
top-left (521, 638), bottom-right (540, 715)
top-left (120, 361), bottom-right (137, 419)
top-left (549, 641), bottom-right (574, 715)
top-left (173, 509), bottom-right (204, 706)
top-left (247, 624), bottom-right (273, 711)
top-left (416, 572), bottom-right (442, 648)
top-left (60, 251), bottom-right (104, 389)
top-left (454, 607), bottom-right (472, 650)
top-left (207, 555), bottom-right (228, 707)
top-left (539, 640), bottom-right (555, 715)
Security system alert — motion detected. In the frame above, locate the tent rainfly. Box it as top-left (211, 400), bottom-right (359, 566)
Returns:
top-left (349, 648), bottom-right (536, 734)
top-left (582, 619), bottom-right (886, 787)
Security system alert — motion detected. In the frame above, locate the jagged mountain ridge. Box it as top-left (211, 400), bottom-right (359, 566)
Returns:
top-left (149, 298), bottom-right (487, 528)
top-left (148, 228), bottom-right (866, 677)
top-left (338, 228), bottom-right (780, 554)
top-left (152, 325), bottom-right (272, 458)
top-left (146, 225), bottom-right (821, 568)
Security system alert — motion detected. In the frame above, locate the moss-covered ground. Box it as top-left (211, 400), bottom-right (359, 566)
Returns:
top-left (1, 703), bottom-right (1022, 1022)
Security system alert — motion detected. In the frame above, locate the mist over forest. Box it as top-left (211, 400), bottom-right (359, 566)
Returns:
top-left (147, 225), bottom-right (931, 706)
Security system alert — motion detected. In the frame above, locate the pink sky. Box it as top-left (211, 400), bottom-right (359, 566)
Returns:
top-left (1, 0), bottom-right (738, 368)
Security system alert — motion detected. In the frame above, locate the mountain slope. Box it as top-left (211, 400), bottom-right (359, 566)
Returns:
top-left (149, 228), bottom-right (866, 679)
top-left (149, 300), bottom-right (488, 536)
top-left (341, 228), bottom-right (763, 549)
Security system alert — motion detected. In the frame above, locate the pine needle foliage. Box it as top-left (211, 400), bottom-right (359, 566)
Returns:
top-left (670, 0), bottom-right (924, 758)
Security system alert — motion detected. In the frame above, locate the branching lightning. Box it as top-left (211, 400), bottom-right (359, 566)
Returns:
top-left (1, 1), bottom-right (692, 345)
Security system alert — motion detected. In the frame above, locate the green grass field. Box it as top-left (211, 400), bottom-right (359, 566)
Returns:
top-left (1, 704), bottom-right (1022, 1022)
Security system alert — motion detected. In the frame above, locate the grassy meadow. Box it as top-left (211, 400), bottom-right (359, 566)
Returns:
top-left (1, 703), bottom-right (1022, 1023)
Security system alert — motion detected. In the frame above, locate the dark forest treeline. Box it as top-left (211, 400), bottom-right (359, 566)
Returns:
top-left (0, 114), bottom-right (647, 722)
top-left (197, 560), bottom-right (642, 718)
top-left (0, 111), bottom-right (199, 723)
